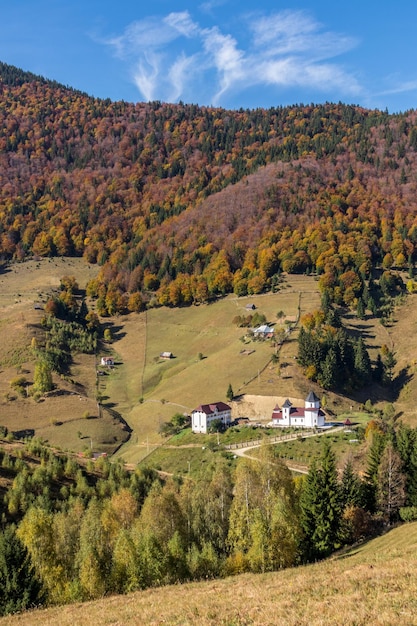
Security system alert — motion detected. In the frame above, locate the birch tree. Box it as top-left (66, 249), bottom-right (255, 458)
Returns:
top-left (377, 443), bottom-right (406, 524)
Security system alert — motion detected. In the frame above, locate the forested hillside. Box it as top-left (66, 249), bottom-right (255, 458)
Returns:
top-left (2, 62), bottom-right (417, 314)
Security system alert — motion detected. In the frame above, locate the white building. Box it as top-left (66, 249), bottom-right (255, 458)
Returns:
top-left (270, 391), bottom-right (325, 428)
top-left (253, 324), bottom-right (274, 338)
top-left (100, 357), bottom-right (114, 367)
top-left (191, 402), bottom-right (232, 434)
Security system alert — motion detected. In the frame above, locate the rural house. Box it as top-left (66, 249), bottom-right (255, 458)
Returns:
top-left (100, 356), bottom-right (114, 367)
top-left (160, 351), bottom-right (173, 359)
top-left (191, 402), bottom-right (232, 434)
top-left (253, 324), bottom-right (274, 338)
top-left (270, 391), bottom-right (325, 428)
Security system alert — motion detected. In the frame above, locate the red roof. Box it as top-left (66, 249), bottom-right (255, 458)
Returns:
top-left (193, 402), bottom-right (231, 415)
top-left (271, 406), bottom-right (325, 420)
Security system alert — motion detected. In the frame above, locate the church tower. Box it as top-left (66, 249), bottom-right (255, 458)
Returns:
top-left (304, 391), bottom-right (320, 427)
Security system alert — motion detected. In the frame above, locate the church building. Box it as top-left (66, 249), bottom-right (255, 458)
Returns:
top-left (270, 391), bottom-right (325, 428)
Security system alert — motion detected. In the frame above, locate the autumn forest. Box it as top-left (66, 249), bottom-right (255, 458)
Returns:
top-left (1, 62), bottom-right (417, 317)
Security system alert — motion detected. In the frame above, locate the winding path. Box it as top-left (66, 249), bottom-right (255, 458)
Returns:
top-left (228, 426), bottom-right (342, 474)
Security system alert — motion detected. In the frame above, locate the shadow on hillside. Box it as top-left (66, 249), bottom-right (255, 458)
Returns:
top-left (12, 428), bottom-right (35, 439)
top-left (102, 323), bottom-right (126, 342)
top-left (346, 366), bottom-right (413, 405)
top-left (0, 262), bottom-right (11, 276)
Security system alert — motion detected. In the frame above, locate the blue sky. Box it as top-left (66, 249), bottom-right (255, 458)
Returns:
top-left (2, 0), bottom-right (417, 112)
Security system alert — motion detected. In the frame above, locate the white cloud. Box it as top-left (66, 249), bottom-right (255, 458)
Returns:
top-left (250, 11), bottom-right (356, 62)
top-left (202, 27), bottom-right (245, 103)
top-left (107, 17), bottom-right (178, 58)
top-left (164, 11), bottom-right (199, 38)
top-left (102, 9), bottom-right (362, 105)
top-left (199, 0), bottom-right (228, 13)
top-left (167, 52), bottom-right (200, 102)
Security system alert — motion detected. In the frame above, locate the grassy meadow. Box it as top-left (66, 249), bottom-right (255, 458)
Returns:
top-left (2, 521), bottom-right (417, 626)
top-left (0, 258), bottom-right (128, 454)
top-left (1, 260), bottom-right (417, 467)
top-left (101, 275), bottom-right (327, 464)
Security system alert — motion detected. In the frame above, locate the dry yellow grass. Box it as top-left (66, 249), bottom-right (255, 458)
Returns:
top-left (2, 522), bottom-right (417, 626)
top-left (0, 258), bottom-right (128, 453)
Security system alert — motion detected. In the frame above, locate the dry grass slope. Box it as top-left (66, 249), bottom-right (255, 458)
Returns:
top-left (2, 523), bottom-right (417, 626)
top-left (0, 259), bottom-right (129, 453)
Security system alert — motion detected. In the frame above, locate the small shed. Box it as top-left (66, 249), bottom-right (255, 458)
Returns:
top-left (160, 351), bottom-right (173, 359)
top-left (245, 303), bottom-right (256, 310)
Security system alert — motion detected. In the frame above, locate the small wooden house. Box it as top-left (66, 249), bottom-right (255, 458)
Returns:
top-left (253, 324), bottom-right (274, 338)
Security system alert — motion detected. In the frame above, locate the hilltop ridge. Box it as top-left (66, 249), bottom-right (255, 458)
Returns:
top-left (1, 61), bottom-right (417, 316)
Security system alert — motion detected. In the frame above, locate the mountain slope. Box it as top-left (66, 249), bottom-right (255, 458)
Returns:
top-left (2, 62), bottom-right (417, 312)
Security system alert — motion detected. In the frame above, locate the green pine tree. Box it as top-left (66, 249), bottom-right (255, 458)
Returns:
top-left (0, 526), bottom-right (44, 616)
top-left (300, 441), bottom-right (342, 561)
top-left (364, 431), bottom-right (387, 511)
top-left (340, 458), bottom-right (363, 508)
top-left (354, 337), bottom-right (372, 384)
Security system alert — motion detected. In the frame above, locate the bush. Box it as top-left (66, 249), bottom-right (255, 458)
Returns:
top-left (399, 507), bottom-right (417, 522)
top-left (9, 376), bottom-right (27, 396)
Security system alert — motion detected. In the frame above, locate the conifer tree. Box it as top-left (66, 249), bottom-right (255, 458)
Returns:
top-left (354, 336), bottom-right (372, 384)
top-left (356, 297), bottom-right (365, 319)
top-left (321, 347), bottom-right (338, 389)
top-left (396, 424), bottom-right (417, 506)
top-left (364, 430), bottom-right (387, 511)
top-left (340, 458), bottom-right (363, 508)
top-left (300, 441), bottom-right (342, 560)
top-left (0, 526), bottom-right (44, 616)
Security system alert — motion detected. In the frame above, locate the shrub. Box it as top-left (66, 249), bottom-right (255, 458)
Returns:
top-left (399, 507), bottom-right (417, 522)
top-left (9, 376), bottom-right (27, 396)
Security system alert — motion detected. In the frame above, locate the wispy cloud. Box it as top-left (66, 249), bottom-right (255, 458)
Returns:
top-left (378, 79), bottom-right (417, 97)
top-left (102, 9), bottom-right (361, 106)
top-left (199, 0), bottom-right (230, 14)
